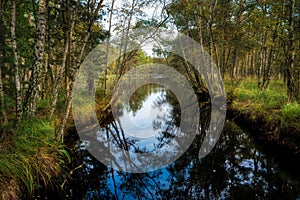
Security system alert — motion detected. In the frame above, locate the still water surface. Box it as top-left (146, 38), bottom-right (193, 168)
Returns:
top-left (63, 84), bottom-right (300, 199)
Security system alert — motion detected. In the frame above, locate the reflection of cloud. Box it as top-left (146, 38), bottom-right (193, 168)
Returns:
top-left (73, 27), bottom-right (226, 173)
top-left (118, 87), bottom-right (173, 140)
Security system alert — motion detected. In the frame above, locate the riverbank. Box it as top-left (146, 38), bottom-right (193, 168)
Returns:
top-left (0, 117), bottom-right (70, 200)
top-left (226, 79), bottom-right (300, 158)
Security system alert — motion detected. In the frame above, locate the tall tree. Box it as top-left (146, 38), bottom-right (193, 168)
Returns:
top-left (56, 0), bottom-right (105, 142)
top-left (50, 0), bottom-right (78, 117)
top-left (24, 0), bottom-right (47, 117)
top-left (285, 0), bottom-right (298, 101)
top-left (104, 0), bottom-right (116, 93)
top-left (10, 0), bottom-right (22, 121)
top-left (0, 0), bottom-right (7, 123)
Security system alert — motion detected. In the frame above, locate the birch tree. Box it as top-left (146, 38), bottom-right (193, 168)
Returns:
top-left (10, 0), bottom-right (22, 121)
top-left (24, 0), bottom-right (47, 117)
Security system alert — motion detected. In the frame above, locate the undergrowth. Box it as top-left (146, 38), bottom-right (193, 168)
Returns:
top-left (282, 103), bottom-right (300, 123)
top-left (0, 118), bottom-right (70, 200)
top-left (226, 78), bottom-right (300, 130)
top-left (231, 79), bottom-right (287, 111)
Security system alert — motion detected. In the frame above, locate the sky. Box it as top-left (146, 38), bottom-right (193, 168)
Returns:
top-left (102, 0), bottom-right (172, 56)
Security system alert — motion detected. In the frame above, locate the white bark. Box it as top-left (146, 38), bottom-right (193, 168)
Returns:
top-left (11, 0), bottom-right (22, 121)
top-left (24, 0), bottom-right (47, 117)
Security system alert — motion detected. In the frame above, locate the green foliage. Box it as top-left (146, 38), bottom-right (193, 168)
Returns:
top-left (0, 118), bottom-right (69, 198)
top-left (36, 98), bottom-right (51, 113)
top-left (282, 103), bottom-right (300, 122)
top-left (229, 78), bottom-right (300, 131)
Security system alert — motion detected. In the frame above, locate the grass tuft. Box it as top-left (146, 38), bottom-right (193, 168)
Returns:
top-left (226, 78), bottom-right (288, 117)
top-left (282, 103), bottom-right (300, 122)
top-left (0, 118), bottom-right (69, 199)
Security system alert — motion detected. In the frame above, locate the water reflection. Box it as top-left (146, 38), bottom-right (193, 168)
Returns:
top-left (65, 85), bottom-right (300, 199)
top-left (111, 85), bottom-right (179, 149)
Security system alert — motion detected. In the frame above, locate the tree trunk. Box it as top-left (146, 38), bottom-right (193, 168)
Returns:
top-left (11, 0), bottom-right (22, 121)
top-left (24, 0), bottom-right (47, 117)
top-left (104, 0), bottom-right (115, 94)
top-left (0, 0), bottom-right (7, 123)
top-left (50, 0), bottom-right (78, 117)
top-left (262, 27), bottom-right (278, 90)
top-left (286, 0), bottom-right (297, 102)
top-left (0, 65), bottom-right (6, 123)
top-left (56, 0), bottom-right (104, 142)
top-left (117, 0), bottom-right (136, 82)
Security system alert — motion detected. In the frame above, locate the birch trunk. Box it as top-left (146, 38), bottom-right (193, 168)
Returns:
top-left (11, 0), bottom-right (22, 121)
top-left (24, 0), bottom-right (47, 117)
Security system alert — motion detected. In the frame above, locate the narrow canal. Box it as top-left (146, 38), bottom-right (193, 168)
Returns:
top-left (59, 84), bottom-right (300, 199)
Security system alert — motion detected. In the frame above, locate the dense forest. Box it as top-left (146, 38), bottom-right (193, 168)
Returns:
top-left (0, 0), bottom-right (299, 199)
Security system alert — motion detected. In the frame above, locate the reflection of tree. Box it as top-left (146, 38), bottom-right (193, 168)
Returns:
top-left (151, 88), bottom-right (179, 149)
top-left (66, 120), bottom-right (300, 199)
top-left (66, 84), bottom-right (300, 199)
top-left (113, 83), bottom-right (182, 152)
top-left (129, 83), bottom-right (166, 115)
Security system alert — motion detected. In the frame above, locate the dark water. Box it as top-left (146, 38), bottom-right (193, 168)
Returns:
top-left (62, 84), bottom-right (300, 200)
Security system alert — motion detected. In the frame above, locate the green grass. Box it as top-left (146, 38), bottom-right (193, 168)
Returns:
top-left (226, 78), bottom-right (300, 130)
top-left (282, 102), bottom-right (300, 122)
top-left (0, 118), bottom-right (70, 199)
top-left (226, 78), bottom-right (288, 111)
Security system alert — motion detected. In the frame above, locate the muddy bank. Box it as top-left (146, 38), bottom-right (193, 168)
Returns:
top-left (227, 105), bottom-right (300, 173)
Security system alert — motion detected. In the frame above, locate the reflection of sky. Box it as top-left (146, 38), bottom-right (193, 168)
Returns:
top-left (117, 89), bottom-right (175, 152)
top-left (96, 86), bottom-right (178, 155)
top-left (78, 121), bottom-right (300, 200)
top-left (119, 91), bottom-right (171, 138)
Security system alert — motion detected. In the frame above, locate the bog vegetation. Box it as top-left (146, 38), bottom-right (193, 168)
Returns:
top-left (0, 0), bottom-right (299, 198)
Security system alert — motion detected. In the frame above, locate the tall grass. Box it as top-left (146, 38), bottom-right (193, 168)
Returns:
top-left (0, 118), bottom-right (70, 199)
top-left (226, 78), bottom-right (300, 129)
top-left (227, 78), bottom-right (288, 111)
top-left (282, 103), bottom-right (300, 122)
